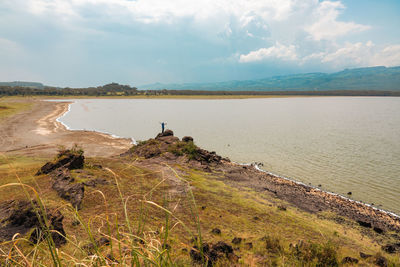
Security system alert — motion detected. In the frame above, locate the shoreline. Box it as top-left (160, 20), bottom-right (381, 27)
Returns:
top-left (0, 99), bottom-right (132, 157)
top-left (252, 164), bottom-right (400, 219)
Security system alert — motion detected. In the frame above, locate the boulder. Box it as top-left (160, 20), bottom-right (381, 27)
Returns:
top-left (374, 256), bottom-right (388, 267)
top-left (182, 136), bottom-right (194, 142)
top-left (156, 129), bottom-right (174, 138)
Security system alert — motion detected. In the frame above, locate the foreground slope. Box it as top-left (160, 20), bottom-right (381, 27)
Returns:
top-left (0, 133), bottom-right (399, 266)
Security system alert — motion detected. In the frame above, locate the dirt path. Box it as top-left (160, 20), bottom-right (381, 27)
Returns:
top-left (0, 99), bottom-right (132, 157)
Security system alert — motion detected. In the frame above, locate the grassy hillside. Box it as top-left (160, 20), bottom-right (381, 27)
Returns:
top-left (1, 149), bottom-right (399, 266)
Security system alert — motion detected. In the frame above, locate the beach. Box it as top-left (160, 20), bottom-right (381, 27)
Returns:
top-left (0, 99), bottom-right (132, 157)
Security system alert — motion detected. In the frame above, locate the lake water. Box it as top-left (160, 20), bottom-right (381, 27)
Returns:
top-left (58, 97), bottom-right (400, 215)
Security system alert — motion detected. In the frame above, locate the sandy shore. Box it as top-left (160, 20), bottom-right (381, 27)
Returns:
top-left (0, 99), bottom-right (132, 157)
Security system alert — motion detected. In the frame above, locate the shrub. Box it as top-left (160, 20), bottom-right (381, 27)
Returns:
top-left (291, 240), bottom-right (338, 267)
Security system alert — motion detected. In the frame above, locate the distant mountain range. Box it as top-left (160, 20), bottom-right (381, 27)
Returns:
top-left (2, 66), bottom-right (400, 92)
top-left (140, 66), bottom-right (400, 91)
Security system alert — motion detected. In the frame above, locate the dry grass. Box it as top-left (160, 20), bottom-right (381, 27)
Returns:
top-left (0, 101), bottom-right (33, 120)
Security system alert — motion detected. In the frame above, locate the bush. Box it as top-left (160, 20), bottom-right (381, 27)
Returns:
top-left (291, 240), bottom-right (338, 267)
top-left (168, 141), bottom-right (199, 159)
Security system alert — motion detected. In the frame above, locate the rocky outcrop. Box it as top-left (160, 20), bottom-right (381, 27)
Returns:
top-left (125, 130), bottom-right (229, 167)
top-left (36, 148), bottom-right (84, 175)
top-left (51, 168), bottom-right (85, 210)
top-left (0, 200), bottom-right (66, 247)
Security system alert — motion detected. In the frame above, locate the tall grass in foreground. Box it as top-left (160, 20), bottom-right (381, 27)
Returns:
top-left (0, 155), bottom-right (205, 266)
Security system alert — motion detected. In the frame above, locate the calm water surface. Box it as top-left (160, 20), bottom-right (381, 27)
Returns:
top-left (58, 97), bottom-right (400, 214)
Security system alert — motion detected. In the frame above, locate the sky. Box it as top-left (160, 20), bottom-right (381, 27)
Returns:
top-left (0, 0), bottom-right (399, 87)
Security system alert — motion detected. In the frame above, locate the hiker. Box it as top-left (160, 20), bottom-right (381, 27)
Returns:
top-left (160, 122), bottom-right (167, 133)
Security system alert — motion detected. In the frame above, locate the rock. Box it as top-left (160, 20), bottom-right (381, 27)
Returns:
top-left (381, 243), bottom-right (400, 254)
top-left (51, 168), bottom-right (84, 209)
top-left (190, 241), bottom-right (237, 266)
top-left (347, 192), bottom-right (352, 195)
top-left (232, 237), bottom-right (242, 245)
top-left (182, 136), bottom-right (194, 142)
top-left (0, 200), bottom-right (66, 247)
top-left (277, 205), bottom-right (287, 211)
top-left (83, 178), bottom-right (109, 187)
top-left (98, 237), bottom-right (110, 246)
top-left (162, 243), bottom-right (171, 250)
top-left (211, 228), bottom-right (221, 235)
top-left (36, 149), bottom-right (84, 175)
top-left (156, 129), bottom-right (174, 138)
top-left (357, 220), bottom-right (372, 228)
top-left (245, 242), bottom-right (253, 249)
top-left (359, 252), bottom-right (372, 259)
top-left (341, 256), bottom-right (359, 264)
top-left (30, 209), bottom-right (66, 247)
top-left (373, 227), bottom-right (384, 234)
top-left (374, 255), bottom-right (388, 267)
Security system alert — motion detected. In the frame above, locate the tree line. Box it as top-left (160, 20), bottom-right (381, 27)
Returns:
top-left (1, 83), bottom-right (399, 97)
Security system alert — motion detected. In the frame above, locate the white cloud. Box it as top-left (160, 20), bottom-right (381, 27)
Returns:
top-left (308, 41), bottom-right (400, 68)
top-left (305, 1), bottom-right (370, 41)
top-left (239, 42), bottom-right (297, 63)
top-left (241, 41), bottom-right (400, 68)
top-left (373, 45), bottom-right (400, 67)
top-left (14, 0), bottom-right (369, 39)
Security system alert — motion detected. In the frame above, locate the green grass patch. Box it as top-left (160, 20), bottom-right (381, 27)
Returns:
top-left (0, 101), bottom-right (33, 120)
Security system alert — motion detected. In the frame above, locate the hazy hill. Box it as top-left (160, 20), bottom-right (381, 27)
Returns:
top-left (0, 81), bottom-right (44, 89)
top-left (140, 66), bottom-right (400, 91)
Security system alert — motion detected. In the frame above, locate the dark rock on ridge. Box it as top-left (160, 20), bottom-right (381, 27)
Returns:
top-left (36, 149), bottom-right (84, 175)
top-left (50, 168), bottom-right (85, 210)
top-left (341, 256), bottom-right (359, 264)
top-left (0, 200), bottom-right (66, 247)
top-left (374, 255), bottom-right (388, 267)
top-left (357, 220), bottom-right (372, 228)
top-left (359, 252), bottom-right (372, 259)
top-left (182, 136), bottom-right (194, 142)
top-left (232, 237), bottom-right (242, 245)
top-left (156, 129), bottom-right (174, 138)
top-left (382, 243), bottom-right (400, 254)
top-left (211, 228), bottom-right (221, 235)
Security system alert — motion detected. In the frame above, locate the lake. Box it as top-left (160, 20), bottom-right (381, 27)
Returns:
top-left (58, 97), bottom-right (400, 215)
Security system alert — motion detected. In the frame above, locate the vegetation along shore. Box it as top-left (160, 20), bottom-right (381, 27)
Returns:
top-left (0, 98), bottom-right (400, 266)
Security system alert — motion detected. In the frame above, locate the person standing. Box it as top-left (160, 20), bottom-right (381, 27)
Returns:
top-left (160, 122), bottom-right (167, 133)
